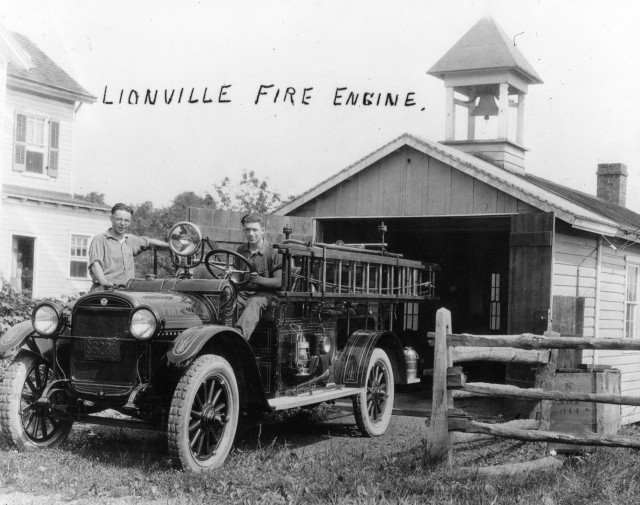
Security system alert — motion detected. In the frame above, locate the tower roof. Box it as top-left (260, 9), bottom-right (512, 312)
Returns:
top-left (428, 17), bottom-right (543, 85)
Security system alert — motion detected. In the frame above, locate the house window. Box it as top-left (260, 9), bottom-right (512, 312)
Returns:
top-left (625, 263), bottom-right (640, 338)
top-left (489, 273), bottom-right (501, 330)
top-left (14, 113), bottom-right (59, 177)
top-left (404, 302), bottom-right (419, 330)
top-left (70, 235), bottom-right (90, 279)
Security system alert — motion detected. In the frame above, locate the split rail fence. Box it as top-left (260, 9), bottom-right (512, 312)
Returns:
top-left (427, 307), bottom-right (640, 466)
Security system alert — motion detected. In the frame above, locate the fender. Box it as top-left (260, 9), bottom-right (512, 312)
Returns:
top-left (0, 320), bottom-right (56, 362)
top-left (334, 330), bottom-right (406, 387)
top-left (167, 325), bottom-right (246, 366)
top-left (167, 325), bottom-right (269, 411)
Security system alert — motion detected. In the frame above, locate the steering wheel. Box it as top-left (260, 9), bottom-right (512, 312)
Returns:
top-left (204, 249), bottom-right (255, 284)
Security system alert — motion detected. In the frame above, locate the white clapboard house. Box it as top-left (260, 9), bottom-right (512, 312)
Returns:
top-left (0, 25), bottom-right (109, 298)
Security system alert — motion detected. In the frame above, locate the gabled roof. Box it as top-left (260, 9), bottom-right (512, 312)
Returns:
top-left (2, 184), bottom-right (110, 212)
top-left (428, 17), bottom-right (543, 85)
top-left (524, 174), bottom-right (640, 233)
top-left (274, 133), bottom-right (640, 242)
top-left (7, 32), bottom-right (96, 103)
top-left (0, 24), bottom-right (31, 71)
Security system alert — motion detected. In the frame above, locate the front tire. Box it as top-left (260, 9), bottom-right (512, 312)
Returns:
top-left (353, 348), bottom-right (394, 437)
top-left (0, 352), bottom-right (73, 450)
top-left (168, 355), bottom-right (240, 472)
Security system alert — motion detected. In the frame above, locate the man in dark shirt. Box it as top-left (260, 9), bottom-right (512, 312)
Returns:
top-left (234, 213), bottom-right (282, 339)
top-left (88, 203), bottom-right (168, 291)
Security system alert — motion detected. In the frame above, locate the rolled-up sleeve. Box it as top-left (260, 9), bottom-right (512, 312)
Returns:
top-left (268, 248), bottom-right (283, 275)
top-left (88, 235), bottom-right (105, 273)
top-left (130, 235), bottom-right (150, 256)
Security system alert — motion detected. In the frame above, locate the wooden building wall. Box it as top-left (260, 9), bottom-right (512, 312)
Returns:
top-left (0, 199), bottom-right (108, 297)
top-left (553, 231), bottom-right (598, 339)
top-left (595, 246), bottom-right (640, 424)
top-left (188, 208), bottom-right (313, 250)
top-left (290, 147), bottom-right (536, 219)
top-left (1, 86), bottom-right (99, 297)
top-left (553, 226), bottom-right (640, 424)
top-left (284, 144), bottom-right (640, 424)
top-left (3, 89), bottom-right (76, 194)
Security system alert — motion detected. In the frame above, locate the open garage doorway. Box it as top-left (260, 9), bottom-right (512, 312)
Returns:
top-left (317, 215), bottom-right (512, 383)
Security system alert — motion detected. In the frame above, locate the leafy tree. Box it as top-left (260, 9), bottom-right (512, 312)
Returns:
top-left (74, 192), bottom-right (106, 205)
top-left (164, 191), bottom-right (216, 225)
top-left (126, 173), bottom-right (291, 278)
top-left (212, 170), bottom-right (284, 213)
top-left (130, 192), bottom-right (217, 278)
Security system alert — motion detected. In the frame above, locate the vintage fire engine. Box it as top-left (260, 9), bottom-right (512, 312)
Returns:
top-left (0, 221), bottom-right (436, 472)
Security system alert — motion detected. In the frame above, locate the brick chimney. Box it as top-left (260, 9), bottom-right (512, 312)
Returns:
top-left (597, 163), bottom-right (627, 207)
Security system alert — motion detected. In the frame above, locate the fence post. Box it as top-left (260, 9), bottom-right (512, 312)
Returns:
top-left (426, 307), bottom-right (453, 465)
top-left (535, 331), bottom-right (559, 429)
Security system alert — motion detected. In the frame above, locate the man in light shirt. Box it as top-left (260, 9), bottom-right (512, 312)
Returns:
top-left (88, 203), bottom-right (168, 291)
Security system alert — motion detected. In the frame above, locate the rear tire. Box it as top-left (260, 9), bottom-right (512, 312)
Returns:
top-left (353, 348), bottom-right (394, 437)
top-left (168, 355), bottom-right (239, 472)
top-left (0, 352), bottom-right (73, 450)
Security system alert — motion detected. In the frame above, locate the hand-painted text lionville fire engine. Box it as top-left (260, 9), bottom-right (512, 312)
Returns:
top-left (101, 85), bottom-right (420, 108)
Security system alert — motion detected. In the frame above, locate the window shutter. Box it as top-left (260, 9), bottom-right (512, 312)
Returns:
top-left (14, 114), bottom-right (26, 172)
top-left (48, 121), bottom-right (59, 178)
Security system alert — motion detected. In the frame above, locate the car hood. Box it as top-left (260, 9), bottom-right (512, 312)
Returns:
top-left (73, 288), bottom-right (223, 330)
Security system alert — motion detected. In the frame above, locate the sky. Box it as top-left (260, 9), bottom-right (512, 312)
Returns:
top-left (3, 0), bottom-right (640, 211)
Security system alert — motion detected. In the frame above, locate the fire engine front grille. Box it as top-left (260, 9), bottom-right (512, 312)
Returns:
top-left (73, 309), bottom-right (130, 338)
top-left (71, 308), bottom-right (137, 396)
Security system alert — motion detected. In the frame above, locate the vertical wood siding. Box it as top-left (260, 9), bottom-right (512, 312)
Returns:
top-left (508, 212), bottom-right (554, 334)
top-left (188, 208), bottom-right (313, 251)
top-left (302, 148), bottom-right (524, 218)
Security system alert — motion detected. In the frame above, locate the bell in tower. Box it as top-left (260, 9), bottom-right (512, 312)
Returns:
top-left (471, 91), bottom-right (499, 121)
top-left (428, 17), bottom-right (543, 174)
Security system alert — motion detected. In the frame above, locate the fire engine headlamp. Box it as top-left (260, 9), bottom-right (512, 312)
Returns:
top-left (168, 222), bottom-right (202, 257)
top-left (129, 307), bottom-right (158, 340)
top-left (32, 303), bottom-right (64, 336)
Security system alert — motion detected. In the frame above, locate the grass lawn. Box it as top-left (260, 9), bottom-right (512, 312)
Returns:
top-left (0, 406), bottom-right (639, 505)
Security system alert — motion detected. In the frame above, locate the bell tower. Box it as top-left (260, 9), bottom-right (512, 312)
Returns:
top-left (428, 17), bottom-right (542, 174)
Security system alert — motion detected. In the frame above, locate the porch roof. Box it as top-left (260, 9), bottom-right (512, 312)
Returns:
top-left (2, 184), bottom-right (110, 212)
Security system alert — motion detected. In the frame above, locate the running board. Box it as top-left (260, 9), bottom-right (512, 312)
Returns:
top-left (268, 387), bottom-right (360, 410)
top-left (55, 412), bottom-right (165, 432)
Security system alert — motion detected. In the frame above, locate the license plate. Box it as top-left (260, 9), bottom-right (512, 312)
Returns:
top-left (84, 339), bottom-right (121, 361)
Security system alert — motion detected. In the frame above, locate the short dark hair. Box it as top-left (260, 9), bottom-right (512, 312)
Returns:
top-left (241, 212), bottom-right (265, 228)
top-left (111, 203), bottom-right (134, 216)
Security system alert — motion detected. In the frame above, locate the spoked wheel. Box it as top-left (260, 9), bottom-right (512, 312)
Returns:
top-left (0, 351), bottom-right (73, 450)
top-left (353, 348), bottom-right (394, 437)
top-left (168, 355), bottom-right (240, 472)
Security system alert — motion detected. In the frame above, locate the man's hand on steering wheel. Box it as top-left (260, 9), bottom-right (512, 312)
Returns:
top-left (244, 271), bottom-right (268, 287)
top-left (204, 249), bottom-right (255, 287)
